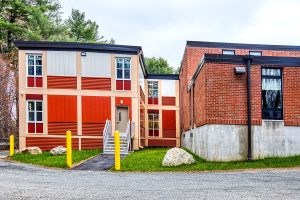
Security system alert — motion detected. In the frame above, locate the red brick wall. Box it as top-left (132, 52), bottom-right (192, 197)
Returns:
top-left (180, 45), bottom-right (300, 131)
top-left (283, 67), bottom-right (300, 126)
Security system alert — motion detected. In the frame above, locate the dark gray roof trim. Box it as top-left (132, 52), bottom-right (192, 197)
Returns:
top-left (188, 54), bottom-right (300, 91)
top-left (146, 74), bottom-right (179, 80)
top-left (187, 41), bottom-right (300, 51)
top-left (14, 41), bottom-right (142, 54)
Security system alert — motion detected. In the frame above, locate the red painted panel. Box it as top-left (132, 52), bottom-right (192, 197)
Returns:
top-left (48, 95), bottom-right (77, 122)
top-left (148, 139), bottom-right (176, 147)
top-left (82, 123), bottom-right (105, 136)
top-left (26, 137), bottom-right (79, 150)
top-left (116, 80), bottom-right (123, 90)
top-left (124, 80), bottom-right (131, 90)
top-left (48, 122), bottom-right (77, 135)
top-left (36, 123), bottom-right (43, 133)
top-left (162, 110), bottom-right (176, 138)
top-left (26, 94), bottom-right (43, 100)
top-left (82, 96), bottom-right (111, 123)
top-left (149, 130), bottom-right (159, 137)
top-left (27, 77), bottom-right (34, 87)
top-left (81, 138), bottom-right (103, 150)
top-left (162, 97), bottom-right (176, 106)
top-left (28, 123), bottom-right (35, 133)
top-left (36, 77), bottom-right (43, 87)
top-left (115, 97), bottom-right (132, 119)
top-left (148, 109), bottom-right (159, 113)
top-left (81, 77), bottom-right (111, 90)
top-left (47, 76), bottom-right (77, 89)
top-left (148, 97), bottom-right (158, 105)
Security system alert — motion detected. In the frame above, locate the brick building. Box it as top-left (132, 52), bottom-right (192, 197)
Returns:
top-left (180, 41), bottom-right (300, 161)
top-left (15, 41), bottom-right (180, 153)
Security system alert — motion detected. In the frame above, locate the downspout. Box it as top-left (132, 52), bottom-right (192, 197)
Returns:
top-left (245, 57), bottom-right (253, 161)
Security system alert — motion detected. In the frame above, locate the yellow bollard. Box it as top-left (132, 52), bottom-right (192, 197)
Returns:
top-left (114, 131), bottom-right (121, 171)
top-left (9, 135), bottom-right (14, 156)
top-left (66, 130), bottom-right (72, 168)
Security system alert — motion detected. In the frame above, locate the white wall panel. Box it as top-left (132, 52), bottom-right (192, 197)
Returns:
top-left (162, 80), bottom-right (175, 96)
top-left (81, 52), bottom-right (111, 77)
top-left (47, 51), bottom-right (76, 76)
top-left (139, 63), bottom-right (145, 91)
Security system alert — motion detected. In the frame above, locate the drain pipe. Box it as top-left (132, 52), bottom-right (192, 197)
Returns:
top-left (245, 56), bottom-right (253, 161)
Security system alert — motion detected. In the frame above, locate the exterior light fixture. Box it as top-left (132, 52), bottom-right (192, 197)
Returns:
top-left (234, 66), bottom-right (246, 74)
top-left (81, 52), bottom-right (86, 56)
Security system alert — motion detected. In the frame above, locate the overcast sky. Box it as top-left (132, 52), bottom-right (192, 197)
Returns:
top-left (59, 0), bottom-right (300, 68)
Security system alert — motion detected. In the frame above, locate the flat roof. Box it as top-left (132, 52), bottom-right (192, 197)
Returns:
top-left (187, 41), bottom-right (300, 51)
top-left (146, 74), bottom-right (179, 80)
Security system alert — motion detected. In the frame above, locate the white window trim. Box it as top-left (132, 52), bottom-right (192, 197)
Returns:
top-left (26, 100), bottom-right (43, 123)
top-left (115, 57), bottom-right (131, 81)
top-left (26, 54), bottom-right (43, 78)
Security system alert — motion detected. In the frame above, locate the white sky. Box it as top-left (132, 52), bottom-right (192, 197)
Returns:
top-left (59, 0), bottom-right (300, 68)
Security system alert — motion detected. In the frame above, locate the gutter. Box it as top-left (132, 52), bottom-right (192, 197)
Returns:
top-left (244, 56), bottom-right (254, 161)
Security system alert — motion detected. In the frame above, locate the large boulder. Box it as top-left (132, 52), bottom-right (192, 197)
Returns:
top-left (162, 148), bottom-right (195, 167)
top-left (22, 147), bottom-right (42, 155)
top-left (50, 146), bottom-right (66, 156)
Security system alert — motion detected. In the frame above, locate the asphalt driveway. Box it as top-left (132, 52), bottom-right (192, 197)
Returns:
top-left (0, 159), bottom-right (299, 200)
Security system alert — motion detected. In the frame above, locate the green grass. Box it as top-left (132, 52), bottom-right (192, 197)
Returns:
top-left (120, 148), bottom-right (300, 172)
top-left (11, 149), bottom-right (101, 168)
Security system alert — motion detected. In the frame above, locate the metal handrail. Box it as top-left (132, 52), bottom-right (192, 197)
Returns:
top-left (0, 137), bottom-right (19, 150)
top-left (103, 119), bottom-right (111, 150)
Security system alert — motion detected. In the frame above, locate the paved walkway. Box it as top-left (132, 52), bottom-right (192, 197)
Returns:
top-left (0, 151), bottom-right (9, 158)
top-left (73, 154), bottom-right (125, 171)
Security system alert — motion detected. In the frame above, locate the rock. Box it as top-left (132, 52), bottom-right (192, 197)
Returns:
top-left (162, 148), bottom-right (195, 167)
top-left (50, 146), bottom-right (66, 156)
top-left (22, 147), bottom-right (42, 154)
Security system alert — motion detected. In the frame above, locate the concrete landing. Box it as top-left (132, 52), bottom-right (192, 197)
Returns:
top-left (73, 154), bottom-right (126, 171)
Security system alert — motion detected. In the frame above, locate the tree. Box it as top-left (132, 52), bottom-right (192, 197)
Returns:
top-left (145, 57), bottom-right (176, 74)
top-left (65, 9), bottom-right (114, 43)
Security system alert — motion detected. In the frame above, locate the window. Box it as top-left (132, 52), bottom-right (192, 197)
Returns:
top-left (249, 51), bottom-right (262, 56)
top-left (148, 81), bottom-right (158, 97)
top-left (222, 49), bottom-right (235, 55)
top-left (262, 68), bottom-right (283, 120)
top-left (116, 58), bottom-right (131, 80)
top-left (27, 100), bottom-right (43, 123)
top-left (27, 54), bottom-right (42, 77)
top-left (148, 112), bottom-right (159, 137)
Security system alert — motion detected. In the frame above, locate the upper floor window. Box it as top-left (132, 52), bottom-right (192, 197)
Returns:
top-left (116, 58), bottom-right (131, 80)
top-left (222, 49), bottom-right (235, 55)
top-left (27, 54), bottom-right (42, 77)
top-left (262, 68), bottom-right (283, 120)
top-left (249, 51), bottom-right (262, 56)
top-left (148, 81), bottom-right (158, 97)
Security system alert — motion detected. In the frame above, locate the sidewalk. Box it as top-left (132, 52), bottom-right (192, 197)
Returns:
top-left (0, 151), bottom-right (9, 159)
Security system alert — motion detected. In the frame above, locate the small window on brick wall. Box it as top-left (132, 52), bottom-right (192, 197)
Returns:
top-left (27, 100), bottom-right (43, 133)
top-left (262, 68), bottom-right (283, 120)
top-left (27, 54), bottom-right (43, 87)
top-left (222, 49), bottom-right (235, 55)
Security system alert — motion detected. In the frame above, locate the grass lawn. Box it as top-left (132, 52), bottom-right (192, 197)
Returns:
top-left (11, 149), bottom-right (101, 168)
top-left (120, 148), bottom-right (300, 172)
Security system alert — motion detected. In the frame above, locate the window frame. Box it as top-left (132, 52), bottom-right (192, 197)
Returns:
top-left (222, 49), bottom-right (235, 55)
top-left (147, 81), bottom-right (159, 98)
top-left (261, 67), bottom-right (283, 120)
top-left (27, 100), bottom-right (43, 123)
top-left (249, 51), bottom-right (262, 56)
top-left (115, 57), bottom-right (131, 81)
top-left (26, 54), bottom-right (43, 78)
top-left (148, 112), bottom-right (159, 137)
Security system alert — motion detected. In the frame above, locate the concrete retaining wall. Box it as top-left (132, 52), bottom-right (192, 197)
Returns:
top-left (181, 121), bottom-right (300, 161)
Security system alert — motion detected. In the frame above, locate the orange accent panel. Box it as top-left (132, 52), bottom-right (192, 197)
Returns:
top-left (148, 139), bottom-right (176, 147)
top-left (26, 137), bottom-right (79, 150)
top-left (82, 123), bottom-right (105, 136)
top-left (82, 96), bottom-right (111, 123)
top-left (48, 122), bottom-right (77, 135)
top-left (81, 77), bottom-right (111, 90)
top-left (162, 97), bottom-right (176, 106)
top-left (115, 97), bottom-right (132, 120)
top-left (47, 76), bottom-right (77, 89)
top-left (81, 138), bottom-right (103, 150)
top-left (48, 95), bottom-right (77, 122)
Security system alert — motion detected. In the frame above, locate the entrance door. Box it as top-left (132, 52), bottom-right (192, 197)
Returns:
top-left (116, 107), bottom-right (129, 133)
